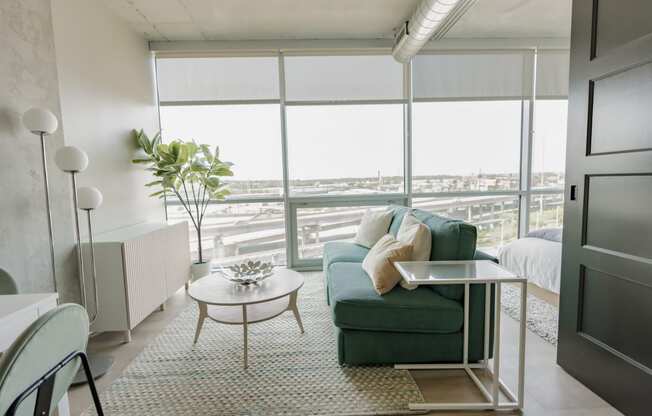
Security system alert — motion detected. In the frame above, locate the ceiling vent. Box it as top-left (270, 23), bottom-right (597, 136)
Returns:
top-left (392, 0), bottom-right (477, 63)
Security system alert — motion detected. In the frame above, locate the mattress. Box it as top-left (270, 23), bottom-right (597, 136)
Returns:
top-left (498, 237), bottom-right (562, 294)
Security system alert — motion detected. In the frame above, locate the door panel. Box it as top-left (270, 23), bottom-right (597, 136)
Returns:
top-left (590, 62), bottom-right (652, 154)
top-left (579, 266), bottom-right (652, 371)
top-left (558, 1), bottom-right (652, 415)
top-left (584, 175), bottom-right (652, 260)
top-left (593, 0), bottom-right (652, 57)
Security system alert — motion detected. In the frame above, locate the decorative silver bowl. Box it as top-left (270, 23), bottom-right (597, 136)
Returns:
top-left (218, 260), bottom-right (275, 285)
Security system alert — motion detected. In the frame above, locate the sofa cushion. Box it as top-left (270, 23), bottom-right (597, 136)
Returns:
top-left (323, 241), bottom-right (369, 271)
top-left (328, 262), bottom-right (463, 334)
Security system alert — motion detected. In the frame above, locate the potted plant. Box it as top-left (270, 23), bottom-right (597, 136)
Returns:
top-left (132, 129), bottom-right (233, 281)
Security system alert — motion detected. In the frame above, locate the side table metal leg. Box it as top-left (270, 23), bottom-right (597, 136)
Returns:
top-left (289, 290), bottom-right (304, 334)
top-left (492, 282), bottom-right (502, 407)
top-left (193, 302), bottom-right (207, 344)
top-left (463, 283), bottom-right (470, 365)
top-left (484, 283), bottom-right (491, 368)
top-left (243, 304), bottom-right (248, 369)
top-left (518, 281), bottom-right (528, 409)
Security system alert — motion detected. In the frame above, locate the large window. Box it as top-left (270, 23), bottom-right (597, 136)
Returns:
top-left (167, 201), bottom-right (286, 266)
top-left (412, 100), bottom-right (521, 192)
top-left (529, 193), bottom-right (564, 231)
top-left (294, 205), bottom-right (391, 260)
top-left (287, 105), bottom-right (404, 195)
top-left (160, 104), bottom-right (283, 198)
top-left (531, 100), bottom-right (568, 190)
top-left (531, 50), bottom-right (568, 189)
top-left (413, 197), bottom-right (520, 252)
top-left (155, 49), bottom-right (569, 267)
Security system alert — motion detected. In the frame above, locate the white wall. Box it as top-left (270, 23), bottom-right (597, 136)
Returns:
top-left (51, 0), bottom-right (165, 236)
top-left (0, 0), bottom-right (78, 299)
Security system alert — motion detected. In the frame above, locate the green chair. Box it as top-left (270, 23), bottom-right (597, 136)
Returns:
top-left (0, 268), bottom-right (18, 295)
top-left (0, 304), bottom-right (103, 416)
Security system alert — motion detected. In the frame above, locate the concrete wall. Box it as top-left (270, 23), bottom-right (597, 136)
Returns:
top-left (0, 0), bottom-right (164, 299)
top-left (0, 0), bottom-right (78, 299)
top-left (51, 0), bottom-right (164, 236)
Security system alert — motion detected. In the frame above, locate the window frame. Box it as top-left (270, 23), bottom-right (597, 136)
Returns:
top-left (155, 49), bottom-right (567, 269)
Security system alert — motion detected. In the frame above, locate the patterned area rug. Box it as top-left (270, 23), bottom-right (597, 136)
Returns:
top-left (85, 272), bottom-right (424, 416)
top-left (501, 284), bottom-right (559, 345)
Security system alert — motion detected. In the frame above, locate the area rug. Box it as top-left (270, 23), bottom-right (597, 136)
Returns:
top-left (85, 272), bottom-right (424, 416)
top-left (501, 284), bottom-right (559, 345)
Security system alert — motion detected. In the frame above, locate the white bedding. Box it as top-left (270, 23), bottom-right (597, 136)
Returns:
top-left (498, 237), bottom-right (562, 294)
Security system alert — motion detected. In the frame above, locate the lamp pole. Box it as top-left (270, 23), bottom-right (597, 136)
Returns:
top-left (74, 185), bottom-right (113, 384)
top-left (39, 131), bottom-right (57, 292)
top-left (55, 146), bottom-right (89, 306)
top-left (70, 171), bottom-right (88, 307)
top-left (22, 107), bottom-right (59, 293)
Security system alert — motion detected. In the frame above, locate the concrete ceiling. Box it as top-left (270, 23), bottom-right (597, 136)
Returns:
top-left (448, 0), bottom-right (571, 38)
top-left (102, 0), bottom-right (571, 42)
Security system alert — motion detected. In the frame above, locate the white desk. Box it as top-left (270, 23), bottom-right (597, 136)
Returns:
top-left (0, 293), bottom-right (70, 416)
top-left (394, 260), bottom-right (527, 412)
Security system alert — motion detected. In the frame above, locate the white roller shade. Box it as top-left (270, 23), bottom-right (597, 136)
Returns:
top-left (536, 50), bottom-right (570, 98)
top-left (284, 55), bottom-right (403, 101)
top-left (156, 57), bottom-right (279, 102)
top-left (413, 53), bottom-right (527, 100)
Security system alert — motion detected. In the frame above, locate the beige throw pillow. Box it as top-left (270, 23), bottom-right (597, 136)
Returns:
top-left (354, 209), bottom-right (393, 248)
top-left (362, 234), bottom-right (413, 295)
top-left (396, 213), bottom-right (432, 290)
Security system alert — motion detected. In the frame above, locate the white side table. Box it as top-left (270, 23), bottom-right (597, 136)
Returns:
top-left (394, 260), bottom-right (527, 412)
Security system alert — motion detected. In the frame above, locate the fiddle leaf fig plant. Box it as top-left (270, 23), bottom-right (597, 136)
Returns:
top-left (132, 129), bottom-right (233, 264)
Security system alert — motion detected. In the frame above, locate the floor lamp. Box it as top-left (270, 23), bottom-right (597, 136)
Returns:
top-left (55, 147), bottom-right (114, 384)
top-left (55, 146), bottom-right (89, 307)
top-left (77, 186), bottom-right (103, 324)
top-left (21, 108), bottom-right (59, 292)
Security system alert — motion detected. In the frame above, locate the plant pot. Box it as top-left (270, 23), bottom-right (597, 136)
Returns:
top-left (191, 261), bottom-right (212, 282)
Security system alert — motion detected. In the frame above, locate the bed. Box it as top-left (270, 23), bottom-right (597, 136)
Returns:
top-left (498, 228), bottom-right (562, 294)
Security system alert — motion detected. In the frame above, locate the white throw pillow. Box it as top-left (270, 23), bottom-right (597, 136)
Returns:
top-left (396, 213), bottom-right (432, 290)
top-left (353, 209), bottom-right (393, 248)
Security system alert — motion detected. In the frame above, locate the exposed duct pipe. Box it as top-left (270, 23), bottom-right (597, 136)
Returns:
top-left (392, 0), bottom-right (478, 63)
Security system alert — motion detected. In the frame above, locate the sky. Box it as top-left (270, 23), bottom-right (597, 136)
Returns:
top-left (159, 99), bottom-right (567, 182)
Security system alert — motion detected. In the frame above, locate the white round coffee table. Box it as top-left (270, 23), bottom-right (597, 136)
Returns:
top-left (188, 268), bottom-right (304, 369)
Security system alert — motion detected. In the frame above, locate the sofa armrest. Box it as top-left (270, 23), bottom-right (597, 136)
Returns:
top-left (474, 250), bottom-right (498, 263)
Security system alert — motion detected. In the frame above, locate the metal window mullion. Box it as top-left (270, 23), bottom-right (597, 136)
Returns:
top-left (529, 188), bottom-right (564, 195)
top-left (159, 99), bottom-right (281, 106)
top-left (284, 99), bottom-right (406, 106)
top-left (405, 60), bottom-right (413, 207)
top-left (166, 196), bottom-right (285, 205)
top-left (278, 52), bottom-right (294, 268)
top-left (413, 96), bottom-right (526, 103)
top-left (153, 56), bottom-right (170, 223)
top-left (518, 50), bottom-right (537, 238)
top-left (413, 190), bottom-right (521, 198)
top-left (289, 195), bottom-right (406, 207)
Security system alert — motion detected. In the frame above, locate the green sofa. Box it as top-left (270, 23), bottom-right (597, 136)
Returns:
top-left (324, 205), bottom-right (494, 365)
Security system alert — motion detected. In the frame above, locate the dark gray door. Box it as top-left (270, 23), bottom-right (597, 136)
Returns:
top-left (557, 1), bottom-right (652, 415)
